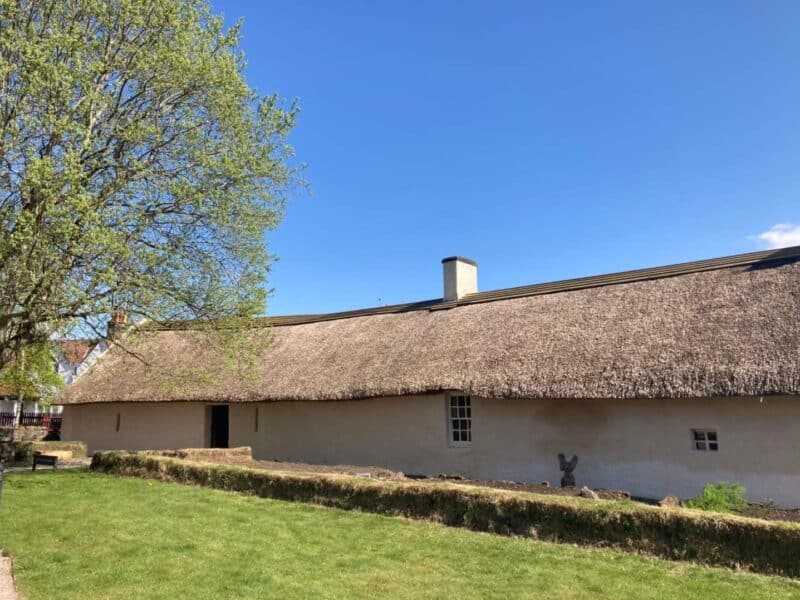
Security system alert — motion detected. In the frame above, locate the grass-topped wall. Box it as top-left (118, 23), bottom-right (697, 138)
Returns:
top-left (90, 451), bottom-right (800, 578)
top-left (13, 440), bottom-right (88, 463)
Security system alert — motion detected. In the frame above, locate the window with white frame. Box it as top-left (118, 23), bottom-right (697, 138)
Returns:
top-left (448, 395), bottom-right (471, 446)
top-left (692, 429), bottom-right (718, 451)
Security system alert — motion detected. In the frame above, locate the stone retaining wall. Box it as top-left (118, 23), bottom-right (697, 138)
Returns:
top-left (0, 426), bottom-right (50, 462)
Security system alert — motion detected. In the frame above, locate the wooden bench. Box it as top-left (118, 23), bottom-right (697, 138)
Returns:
top-left (32, 453), bottom-right (58, 471)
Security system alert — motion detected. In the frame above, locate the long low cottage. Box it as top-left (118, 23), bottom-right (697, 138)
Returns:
top-left (59, 247), bottom-right (800, 506)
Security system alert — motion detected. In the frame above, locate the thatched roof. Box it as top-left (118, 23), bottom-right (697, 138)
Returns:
top-left (58, 246), bottom-right (800, 404)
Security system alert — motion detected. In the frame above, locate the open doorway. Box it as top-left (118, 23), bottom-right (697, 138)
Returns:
top-left (209, 405), bottom-right (229, 448)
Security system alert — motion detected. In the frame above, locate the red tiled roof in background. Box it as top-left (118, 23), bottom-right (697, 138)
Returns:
top-left (56, 340), bottom-right (95, 366)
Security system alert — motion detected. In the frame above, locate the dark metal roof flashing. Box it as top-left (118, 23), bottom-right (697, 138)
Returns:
top-left (156, 246), bottom-right (800, 330)
top-left (441, 256), bottom-right (478, 267)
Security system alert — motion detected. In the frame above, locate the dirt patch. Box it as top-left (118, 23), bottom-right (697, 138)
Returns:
top-left (0, 555), bottom-right (18, 600)
top-left (449, 478), bottom-right (631, 501)
top-left (159, 449), bottom-right (629, 500)
top-left (738, 504), bottom-right (800, 523)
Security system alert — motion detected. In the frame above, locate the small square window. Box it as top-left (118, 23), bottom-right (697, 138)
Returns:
top-left (448, 395), bottom-right (472, 447)
top-left (692, 429), bottom-right (719, 452)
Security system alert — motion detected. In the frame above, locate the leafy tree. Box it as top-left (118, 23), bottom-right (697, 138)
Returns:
top-left (0, 341), bottom-right (63, 405)
top-left (0, 0), bottom-right (299, 369)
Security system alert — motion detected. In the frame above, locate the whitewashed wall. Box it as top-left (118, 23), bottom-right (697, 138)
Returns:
top-left (61, 394), bottom-right (800, 507)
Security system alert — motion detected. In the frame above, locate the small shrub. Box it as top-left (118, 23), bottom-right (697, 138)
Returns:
top-left (686, 482), bottom-right (748, 513)
top-left (12, 442), bottom-right (35, 463)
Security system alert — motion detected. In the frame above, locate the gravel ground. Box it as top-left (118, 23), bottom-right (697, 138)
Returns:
top-left (2, 458), bottom-right (91, 473)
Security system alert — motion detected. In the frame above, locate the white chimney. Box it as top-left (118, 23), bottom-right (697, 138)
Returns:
top-left (442, 256), bottom-right (478, 302)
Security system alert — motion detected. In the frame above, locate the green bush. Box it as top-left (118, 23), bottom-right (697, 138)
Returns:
top-left (686, 482), bottom-right (748, 513)
top-left (12, 442), bottom-right (35, 463)
top-left (90, 452), bottom-right (800, 578)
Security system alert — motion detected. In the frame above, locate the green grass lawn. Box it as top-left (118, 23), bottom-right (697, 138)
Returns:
top-left (0, 470), bottom-right (798, 599)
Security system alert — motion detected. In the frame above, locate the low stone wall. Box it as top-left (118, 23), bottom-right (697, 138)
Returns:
top-left (13, 427), bottom-right (48, 443)
top-left (0, 427), bottom-right (54, 462)
top-left (0, 428), bottom-right (13, 462)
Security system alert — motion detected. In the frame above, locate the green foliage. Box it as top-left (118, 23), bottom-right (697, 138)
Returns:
top-left (0, 342), bottom-right (63, 403)
top-left (686, 482), bottom-right (748, 513)
top-left (91, 452), bottom-right (800, 577)
top-left (2, 470), bottom-right (798, 599)
top-left (0, 0), bottom-right (300, 366)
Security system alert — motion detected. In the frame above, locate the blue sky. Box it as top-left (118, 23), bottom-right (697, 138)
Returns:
top-left (212, 0), bottom-right (800, 315)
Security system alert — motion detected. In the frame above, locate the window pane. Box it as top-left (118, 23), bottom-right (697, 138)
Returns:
top-left (707, 432), bottom-right (717, 441)
top-left (709, 442), bottom-right (718, 451)
top-left (693, 431), bottom-right (705, 441)
top-left (695, 442), bottom-right (706, 450)
top-left (448, 396), bottom-right (472, 445)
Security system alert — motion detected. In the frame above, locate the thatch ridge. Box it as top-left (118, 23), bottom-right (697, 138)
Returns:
top-left (59, 248), bottom-right (800, 404)
top-left (154, 245), bottom-right (800, 330)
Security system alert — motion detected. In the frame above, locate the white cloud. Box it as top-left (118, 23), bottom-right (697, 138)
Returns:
top-left (753, 224), bottom-right (800, 249)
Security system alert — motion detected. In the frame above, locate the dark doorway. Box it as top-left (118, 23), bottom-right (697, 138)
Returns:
top-left (209, 405), bottom-right (229, 448)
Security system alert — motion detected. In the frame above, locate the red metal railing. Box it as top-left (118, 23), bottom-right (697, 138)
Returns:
top-left (19, 412), bottom-right (43, 427)
top-left (0, 412), bottom-right (62, 433)
top-left (49, 415), bottom-right (63, 434)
